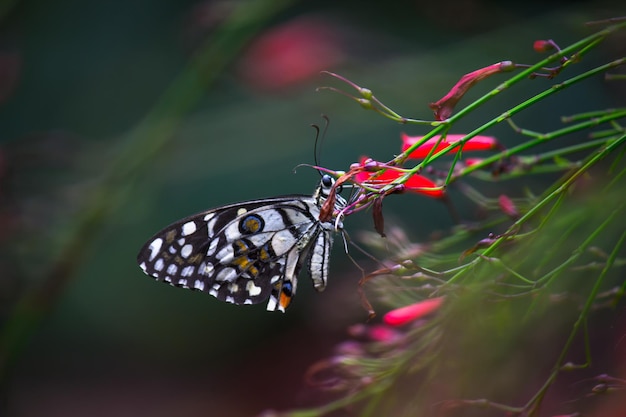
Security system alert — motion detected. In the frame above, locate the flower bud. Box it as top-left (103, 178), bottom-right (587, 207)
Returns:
top-left (533, 40), bottom-right (555, 53)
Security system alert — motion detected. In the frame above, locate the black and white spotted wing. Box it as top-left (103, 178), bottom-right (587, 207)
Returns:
top-left (137, 175), bottom-right (347, 312)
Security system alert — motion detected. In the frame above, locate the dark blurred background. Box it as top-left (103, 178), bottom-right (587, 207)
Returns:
top-left (0, 1), bottom-right (623, 416)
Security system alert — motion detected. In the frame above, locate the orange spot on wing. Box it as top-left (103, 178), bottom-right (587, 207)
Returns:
top-left (279, 291), bottom-right (292, 310)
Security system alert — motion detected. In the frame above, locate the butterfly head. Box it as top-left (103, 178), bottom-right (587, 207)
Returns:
top-left (316, 174), bottom-right (348, 220)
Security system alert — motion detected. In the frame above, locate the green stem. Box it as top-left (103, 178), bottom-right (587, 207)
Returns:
top-left (395, 64), bottom-right (626, 187)
top-left (523, 227), bottom-right (626, 416)
top-left (445, 131), bottom-right (626, 286)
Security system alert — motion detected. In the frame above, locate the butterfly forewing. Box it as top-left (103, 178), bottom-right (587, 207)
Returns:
top-left (137, 179), bottom-right (345, 312)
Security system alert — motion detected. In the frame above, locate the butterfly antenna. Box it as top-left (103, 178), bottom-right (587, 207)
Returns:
top-left (312, 115), bottom-right (331, 177)
top-left (310, 124), bottom-right (322, 176)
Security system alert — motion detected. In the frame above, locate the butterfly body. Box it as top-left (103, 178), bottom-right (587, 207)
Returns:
top-left (137, 175), bottom-right (346, 312)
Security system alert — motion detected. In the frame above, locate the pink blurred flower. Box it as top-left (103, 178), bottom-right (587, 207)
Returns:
top-left (367, 325), bottom-right (403, 343)
top-left (238, 17), bottom-right (344, 91)
top-left (498, 194), bottom-right (519, 219)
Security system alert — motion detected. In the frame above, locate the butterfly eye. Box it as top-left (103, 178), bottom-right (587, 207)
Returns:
top-left (321, 174), bottom-right (343, 195)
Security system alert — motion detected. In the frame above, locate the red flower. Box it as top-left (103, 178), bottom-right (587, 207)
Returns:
top-left (383, 297), bottom-right (445, 327)
top-left (401, 133), bottom-right (501, 159)
top-left (355, 157), bottom-right (444, 198)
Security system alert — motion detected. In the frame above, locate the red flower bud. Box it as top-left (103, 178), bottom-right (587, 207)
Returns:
top-left (401, 133), bottom-right (501, 159)
top-left (355, 157), bottom-right (444, 198)
top-left (429, 61), bottom-right (516, 120)
top-left (533, 40), bottom-right (555, 53)
top-left (383, 297), bottom-right (445, 326)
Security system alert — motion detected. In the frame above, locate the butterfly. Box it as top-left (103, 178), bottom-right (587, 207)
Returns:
top-left (137, 174), bottom-right (347, 312)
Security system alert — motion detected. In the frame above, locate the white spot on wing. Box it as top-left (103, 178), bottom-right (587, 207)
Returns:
top-left (178, 279), bottom-right (188, 288)
top-left (224, 224), bottom-right (241, 241)
top-left (207, 217), bottom-right (217, 236)
top-left (266, 295), bottom-right (278, 311)
top-left (271, 230), bottom-right (298, 255)
top-left (154, 258), bottom-right (164, 271)
top-left (207, 239), bottom-right (219, 256)
top-left (139, 262), bottom-right (147, 272)
top-left (167, 264), bottom-right (178, 275)
top-left (182, 221), bottom-right (197, 236)
top-left (148, 238), bottom-right (163, 261)
top-left (181, 266), bottom-right (195, 277)
top-left (225, 296), bottom-right (235, 304)
top-left (199, 262), bottom-right (214, 276)
top-left (236, 207), bottom-right (247, 216)
top-left (216, 267), bottom-right (237, 282)
top-left (181, 244), bottom-right (193, 258)
top-left (215, 245), bottom-right (234, 263)
top-left (246, 281), bottom-right (262, 297)
top-left (194, 280), bottom-right (205, 291)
